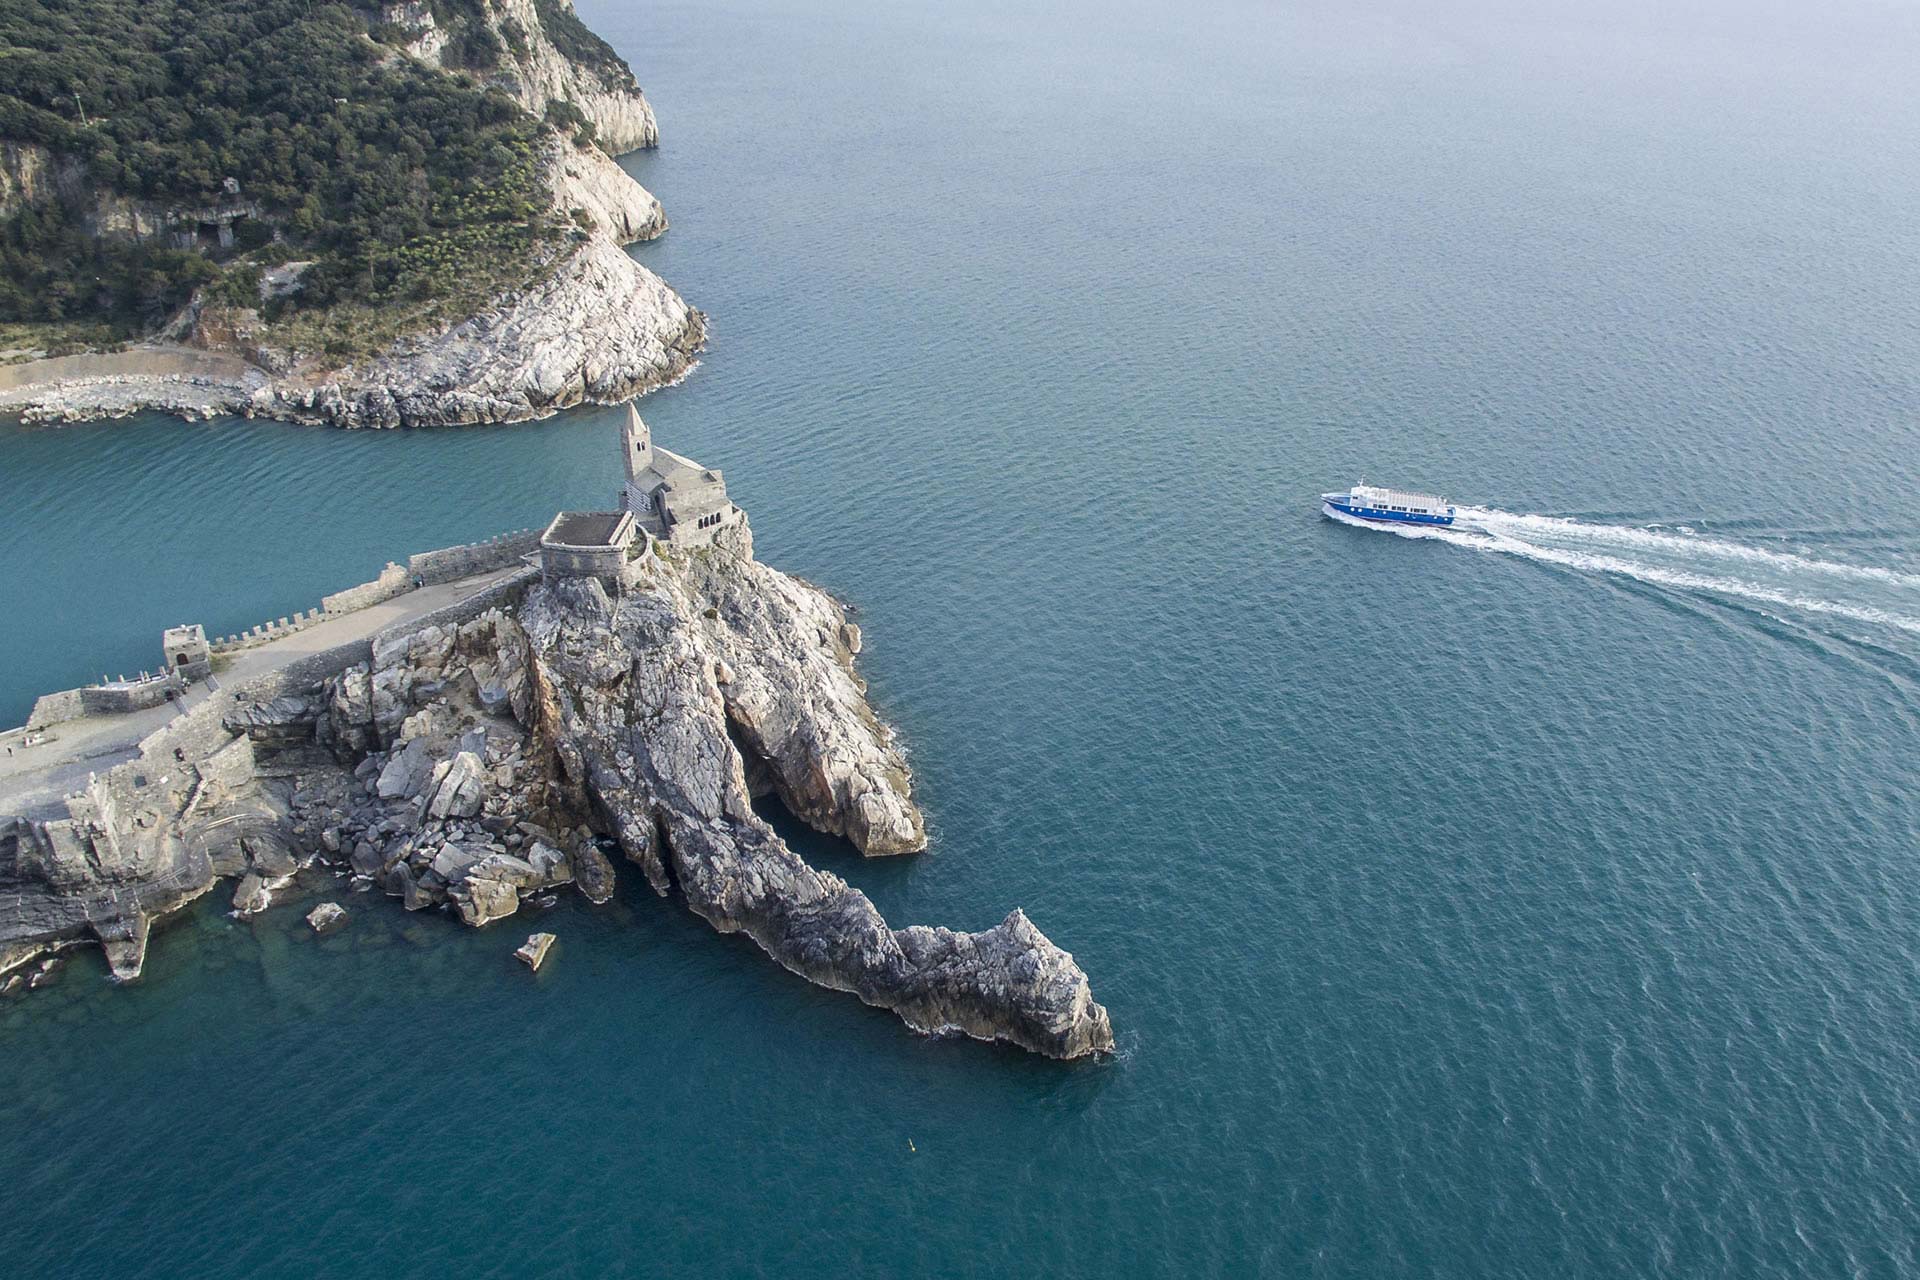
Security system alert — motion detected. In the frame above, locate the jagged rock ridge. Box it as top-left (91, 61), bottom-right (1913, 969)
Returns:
top-left (0, 533), bottom-right (1112, 1060)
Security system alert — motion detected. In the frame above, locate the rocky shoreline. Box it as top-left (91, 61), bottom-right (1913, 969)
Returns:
top-left (0, 527), bottom-right (1113, 1060)
top-left (0, 238), bottom-right (708, 429)
top-left (0, 0), bottom-right (706, 430)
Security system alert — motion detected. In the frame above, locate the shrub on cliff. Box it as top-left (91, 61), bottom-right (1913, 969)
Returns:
top-left (0, 0), bottom-right (572, 338)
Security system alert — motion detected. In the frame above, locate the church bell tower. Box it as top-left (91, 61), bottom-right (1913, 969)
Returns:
top-left (622, 402), bottom-right (653, 481)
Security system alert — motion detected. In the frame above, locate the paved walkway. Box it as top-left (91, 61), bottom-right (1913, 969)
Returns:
top-left (0, 344), bottom-right (260, 394)
top-left (0, 564), bottom-right (526, 821)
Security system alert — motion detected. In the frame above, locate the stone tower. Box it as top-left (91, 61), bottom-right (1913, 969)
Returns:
top-left (161, 624), bottom-right (211, 682)
top-left (622, 402), bottom-right (653, 481)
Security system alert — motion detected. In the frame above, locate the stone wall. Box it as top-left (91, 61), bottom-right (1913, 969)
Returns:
top-left (407, 529), bottom-right (540, 585)
top-left (211, 608), bottom-right (331, 654)
top-left (239, 638), bottom-right (378, 706)
top-left (26, 674), bottom-right (180, 729)
top-left (79, 678), bottom-right (177, 717)
top-left (210, 531), bottom-right (533, 654)
top-left (131, 688), bottom-right (241, 774)
top-left (320, 562), bottom-right (411, 615)
top-left (26, 689), bottom-right (85, 731)
top-left (370, 568), bottom-right (538, 652)
top-left (12, 529), bottom-right (541, 733)
top-left (541, 544), bottom-right (629, 580)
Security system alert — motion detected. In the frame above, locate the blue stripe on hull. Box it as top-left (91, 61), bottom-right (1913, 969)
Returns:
top-left (1322, 501), bottom-right (1453, 528)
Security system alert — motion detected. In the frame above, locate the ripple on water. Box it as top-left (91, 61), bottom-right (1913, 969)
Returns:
top-left (5, 0), bottom-right (1920, 1275)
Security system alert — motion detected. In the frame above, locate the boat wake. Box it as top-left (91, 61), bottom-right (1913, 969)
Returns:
top-left (1324, 502), bottom-right (1920, 639)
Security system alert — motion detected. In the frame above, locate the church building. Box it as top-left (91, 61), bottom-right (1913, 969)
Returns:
top-left (618, 404), bottom-right (744, 548)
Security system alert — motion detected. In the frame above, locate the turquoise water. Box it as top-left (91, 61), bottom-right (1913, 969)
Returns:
top-left (6, 0), bottom-right (1920, 1273)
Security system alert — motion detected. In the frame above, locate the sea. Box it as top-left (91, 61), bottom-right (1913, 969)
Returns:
top-left (3, 0), bottom-right (1918, 1274)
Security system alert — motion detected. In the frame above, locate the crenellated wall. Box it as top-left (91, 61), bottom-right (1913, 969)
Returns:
top-left (210, 608), bottom-right (331, 654)
top-left (208, 530), bottom-right (537, 654)
top-left (15, 529), bottom-right (541, 733)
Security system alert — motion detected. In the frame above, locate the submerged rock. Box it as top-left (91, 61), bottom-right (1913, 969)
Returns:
top-left (307, 902), bottom-right (348, 935)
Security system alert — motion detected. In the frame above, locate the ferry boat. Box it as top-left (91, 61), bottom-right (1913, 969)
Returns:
top-left (1321, 482), bottom-right (1456, 528)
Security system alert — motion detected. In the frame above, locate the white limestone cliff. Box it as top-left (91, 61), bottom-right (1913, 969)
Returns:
top-left (254, 231), bottom-right (702, 428)
top-left (0, 533), bottom-right (1113, 1060)
top-left (0, 0), bottom-right (693, 429)
top-left (382, 0), bottom-right (661, 153)
top-left (547, 136), bottom-right (667, 244)
top-left (488, 0), bottom-right (662, 154)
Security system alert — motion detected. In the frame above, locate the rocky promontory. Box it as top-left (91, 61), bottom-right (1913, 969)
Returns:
top-left (0, 526), bottom-right (1112, 1060)
top-left (0, 0), bottom-right (704, 430)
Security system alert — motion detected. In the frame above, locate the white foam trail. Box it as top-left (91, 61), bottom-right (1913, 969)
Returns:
top-left (1457, 508), bottom-right (1920, 589)
top-left (1476, 533), bottom-right (1920, 636)
top-left (1324, 502), bottom-right (1920, 636)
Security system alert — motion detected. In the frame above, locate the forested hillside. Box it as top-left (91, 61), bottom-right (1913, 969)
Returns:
top-left (0, 0), bottom-right (601, 347)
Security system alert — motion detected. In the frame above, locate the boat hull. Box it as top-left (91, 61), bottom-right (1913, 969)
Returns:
top-left (1321, 497), bottom-right (1454, 528)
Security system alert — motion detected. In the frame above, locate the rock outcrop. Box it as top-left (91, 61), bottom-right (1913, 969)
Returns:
top-left (490, 0), bottom-right (662, 154)
top-left (0, 142), bottom-right (84, 218)
top-left (547, 137), bottom-right (667, 244)
top-left (515, 932), bottom-right (555, 969)
top-left (2, 172), bottom-right (702, 429)
top-left (0, 0), bottom-right (696, 430)
top-left (383, 0), bottom-right (661, 154)
top-left (0, 530), bottom-right (1111, 1060)
top-left (249, 234), bottom-right (703, 429)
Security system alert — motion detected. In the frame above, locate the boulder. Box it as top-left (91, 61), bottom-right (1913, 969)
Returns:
top-left (571, 841), bottom-right (616, 904)
top-left (466, 853), bottom-right (541, 889)
top-left (513, 932), bottom-right (555, 971)
top-left (383, 862), bottom-right (412, 898)
top-left (306, 902), bottom-right (348, 934)
top-left (426, 751), bottom-right (487, 820)
top-left (246, 835), bottom-right (298, 879)
top-left (392, 864), bottom-right (444, 912)
top-left (232, 873), bottom-right (271, 915)
top-left (453, 877), bottom-right (519, 927)
top-left (375, 738), bottom-right (434, 801)
top-left (429, 844), bottom-right (483, 883)
top-left (349, 840), bottom-right (384, 877)
top-left (526, 841), bottom-right (573, 887)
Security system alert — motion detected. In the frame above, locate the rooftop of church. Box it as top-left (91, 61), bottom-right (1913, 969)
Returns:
top-left (637, 444), bottom-right (721, 489)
